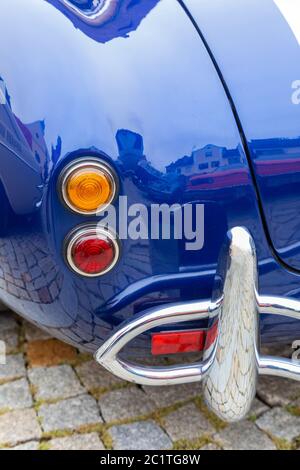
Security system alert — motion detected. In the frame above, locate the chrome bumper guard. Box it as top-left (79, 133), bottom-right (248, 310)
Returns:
top-left (95, 227), bottom-right (300, 422)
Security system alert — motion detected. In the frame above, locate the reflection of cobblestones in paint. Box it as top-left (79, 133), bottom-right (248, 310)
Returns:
top-left (59, 239), bottom-right (154, 353)
top-left (0, 234), bottom-right (62, 305)
top-left (0, 229), bottom-right (155, 353)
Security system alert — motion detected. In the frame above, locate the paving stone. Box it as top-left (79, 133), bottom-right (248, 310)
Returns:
top-left (0, 354), bottom-right (26, 383)
top-left (49, 433), bottom-right (105, 450)
top-left (200, 443), bottom-right (220, 450)
top-left (256, 407), bottom-right (300, 443)
top-left (38, 395), bottom-right (102, 432)
top-left (0, 409), bottom-right (42, 446)
top-left (142, 382), bottom-right (202, 409)
top-left (257, 376), bottom-right (300, 406)
top-left (0, 378), bottom-right (33, 410)
top-left (247, 397), bottom-right (269, 419)
top-left (162, 403), bottom-right (214, 441)
top-left (28, 365), bottom-right (84, 401)
top-left (8, 441), bottom-right (39, 450)
top-left (75, 360), bottom-right (125, 392)
top-left (215, 420), bottom-right (276, 450)
top-left (290, 397), bottom-right (300, 411)
top-left (26, 339), bottom-right (77, 367)
top-left (0, 313), bottom-right (18, 332)
top-left (24, 322), bottom-right (51, 342)
top-left (99, 387), bottom-right (156, 423)
top-left (0, 314), bottom-right (19, 354)
top-left (0, 330), bottom-right (19, 354)
top-left (109, 420), bottom-right (172, 450)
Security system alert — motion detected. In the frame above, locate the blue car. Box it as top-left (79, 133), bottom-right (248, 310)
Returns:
top-left (0, 0), bottom-right (300, 422)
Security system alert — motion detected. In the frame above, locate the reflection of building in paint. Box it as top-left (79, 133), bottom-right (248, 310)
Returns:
top-left (17, 118), bottom-right (48, 166)
top-left (115, 129), bottom-right (183, 200)
top-left (0, 77), bottom-right (61, 179)
top-left (166, 144), bottom-right (243, 176)
top-left (0, 77), bottom-right (43, 214)
top-left (252, 138), bottom-right (300, 179)
top-left (47, 0), bottom-right (160, 44)
top-left (0, 79), bottom-right (42, 172)
top-left (116, 129), bottom-right (146, 170)
top-left (252, 138), bottom-right (300, 159)
top-left (116, 128), bottom-right (161, 178)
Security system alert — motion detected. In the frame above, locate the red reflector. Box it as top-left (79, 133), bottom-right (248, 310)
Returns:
top-left (151, 322), bottom-right (219, 356)
top-left (205, 321), bottom-right (218, 350)
top-left (72, 235), bottom-right (115, 275)
top-left (151, 330), bottom-right (205, 356)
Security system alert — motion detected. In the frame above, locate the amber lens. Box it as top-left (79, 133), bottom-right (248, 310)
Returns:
top-left (66, 167), bottom-right (113, 212)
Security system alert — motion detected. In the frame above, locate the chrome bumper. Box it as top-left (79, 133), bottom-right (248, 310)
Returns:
top-left (95, 227), bottom-right (300, 422)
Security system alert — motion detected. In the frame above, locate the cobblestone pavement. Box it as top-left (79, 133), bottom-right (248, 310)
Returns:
top-left (0, 310), bottom-right (299, 450)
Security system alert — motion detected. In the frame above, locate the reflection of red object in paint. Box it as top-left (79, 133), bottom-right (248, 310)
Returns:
top-left (151, 322), bottom-right (218, 356)
top-left (187, 168), bottom-right (249, 191)
top-left (255, 158), bottom-right (300, 176)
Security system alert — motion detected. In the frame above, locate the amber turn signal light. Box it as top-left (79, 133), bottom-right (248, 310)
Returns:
top-left (59, 159), bottom-right (117, 215)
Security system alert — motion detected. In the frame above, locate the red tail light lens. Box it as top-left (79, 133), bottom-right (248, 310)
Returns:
top-left (73, 236), bottom-right (115, 275)
top-left (66, 225), bottom-right (120, 277)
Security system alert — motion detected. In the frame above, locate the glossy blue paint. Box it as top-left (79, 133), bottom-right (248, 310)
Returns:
top-left (183, 0), bottom-right (300, 271)
top-left (0, 0), bottom-right (299, 356)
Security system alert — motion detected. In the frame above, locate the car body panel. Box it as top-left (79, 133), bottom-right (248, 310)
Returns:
top-left (183, 0), bottom-right (300, 272)
top-left (0, 0), bottom-right (299, 355)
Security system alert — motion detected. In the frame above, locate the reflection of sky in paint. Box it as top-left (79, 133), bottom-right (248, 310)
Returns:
top-left (184, 0), bottom-right (300, 140)
top-left (275, 0), bottom-right (300, 45)
top-left (0, 0), bottom-right (240, 171)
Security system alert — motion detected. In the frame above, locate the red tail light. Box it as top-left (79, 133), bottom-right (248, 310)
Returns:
top-left (151, 322), bottom-right (218, 356)
top-left (65, 225), bottom-right (120, 277)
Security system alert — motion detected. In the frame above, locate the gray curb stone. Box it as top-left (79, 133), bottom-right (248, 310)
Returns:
top-left (0, 409), bottom-right (42, 447)
top-left (28, 365), bottom-right (85, 401)
top-left (256, 407), bottom-right (300, 443)
top-left (99, 387), bottom-right (156, 423)
top-left (75, 360), bottom-right (124, 391)
top-left (8, 441), bottom-right (39, 450)
top-left (49, 433), bottom-right (105, 450)
top-left (0, 354), bottom-right (26, 383)
top-left (0, 378), bottom-right (33, 410)
top-left (38, 394), bottom-right (102, 432)
top-left (257, 377), bottom-right (300, 407)
top-left (162, 403), bottom-right (214, 441)
top-left (142, 382), bottom-right (203, 408)
top-left (108, 420), bottom-right (172, 450)
top-left (215, 420), bottom-right (276, 450)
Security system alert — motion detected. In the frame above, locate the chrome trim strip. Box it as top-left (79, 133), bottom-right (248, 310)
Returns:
top-left (258, 295), bottom-right (300, 320)
top-left (96, 299), bottom-right (221, 385)
top-left (95, 226), bottom-right (300, 422)
top-left (258, 355), bottom-right (300, 382)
